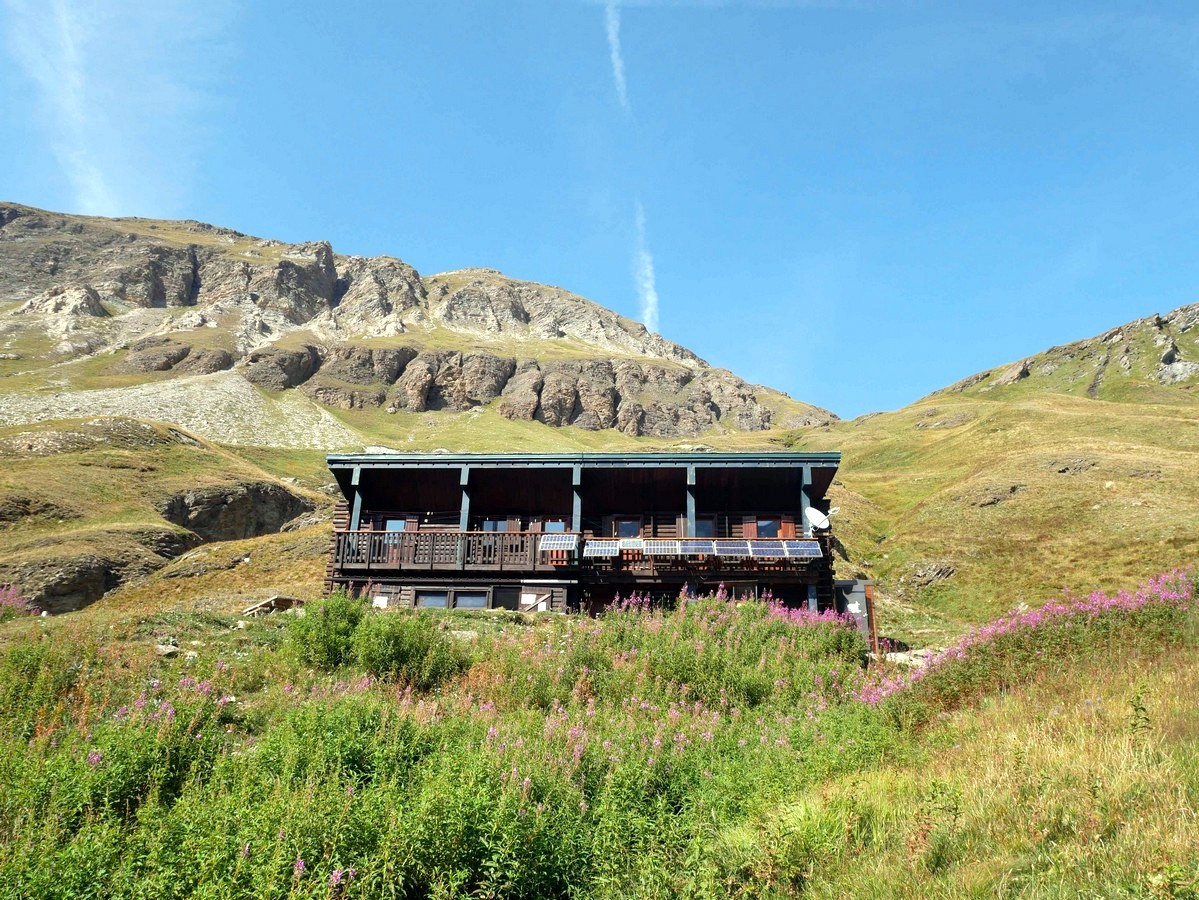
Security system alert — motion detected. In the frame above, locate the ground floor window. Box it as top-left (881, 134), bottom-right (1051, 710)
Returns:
top-left (454, 591), bottom-right (488, 609)
top-left (416, 590), bottom-right (449, 608)
top-left (411, 588), bottom-right (489, 609)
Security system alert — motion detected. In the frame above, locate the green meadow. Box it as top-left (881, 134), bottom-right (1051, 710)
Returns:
top-left (0, 571), bottom-right (1194, 898)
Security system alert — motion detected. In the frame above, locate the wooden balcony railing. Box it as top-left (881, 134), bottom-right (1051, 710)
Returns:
top-left (332, 531), bottom-right (574, 573)
top-left (331, 532), bottom-right (834, 578)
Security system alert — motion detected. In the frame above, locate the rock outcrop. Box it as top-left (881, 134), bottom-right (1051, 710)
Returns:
top-left (0, 202), bottom-right (836, 439)
top-left (934, 302), bottom-right (1199, 401)
top-left (296, 345), bottom-right (783, 436)
top-left (0, 527), bottom-right (202, 614)
top-left (242, 345), bottom-right (322, 391)
top-left (155, 481), bottom-right (315, 542)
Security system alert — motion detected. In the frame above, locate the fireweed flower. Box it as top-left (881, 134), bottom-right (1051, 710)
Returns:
top-left (856, 569), bottom-right (1194, 705)
top-left (329, 868), bottom-right (356, 886)
top-left (293, 856), bottom-right (306, 877)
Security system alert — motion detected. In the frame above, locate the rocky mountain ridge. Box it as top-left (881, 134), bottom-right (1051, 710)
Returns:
top-left (937, 304), bottom-right (1199, 401)
top-left (0, 203), bottom-right (832, 442)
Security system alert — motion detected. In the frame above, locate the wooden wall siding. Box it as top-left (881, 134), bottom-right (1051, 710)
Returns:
top-left (349, 510), bottom-right (799, 539)
top-left (589, 513), bottom-right (801, 538)
top-left (325, 499), bottom-right (352, 592)
top-left (469, 469), bottom-right (574, 517)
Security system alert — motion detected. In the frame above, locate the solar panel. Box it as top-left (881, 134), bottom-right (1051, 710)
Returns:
top-left (537, 534), bottom-right (579, 552)
top-left (679, 540), bottom-right (715, 555)
top-left (643, 540), bottom-right (681, 556)
top-left (617, 538), bottom-right (644, 551)
top-left (782, 540), bottom-right (823, 558)
top-left (748, 540), bottom-right (787, 558)
top-left (714, 540), bottom-right (751, 557)
top-left (582, 539), bottom-right (620, 558)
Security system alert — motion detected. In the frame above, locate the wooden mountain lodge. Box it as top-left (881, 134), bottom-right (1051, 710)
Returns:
top-left (325, 451), bottom-right (869, 621)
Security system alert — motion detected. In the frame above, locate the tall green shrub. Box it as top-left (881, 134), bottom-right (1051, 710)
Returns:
top-left (286, 591), bottom-right (366, 670)
top-left (352, 612), bottom-right (470, 691)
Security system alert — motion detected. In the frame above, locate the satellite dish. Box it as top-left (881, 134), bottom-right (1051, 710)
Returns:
top-left (805, 507), bottom-right (831, 530)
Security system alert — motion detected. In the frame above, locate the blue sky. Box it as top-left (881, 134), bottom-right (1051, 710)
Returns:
top-left (3, 1), bottom-right (1198, 418)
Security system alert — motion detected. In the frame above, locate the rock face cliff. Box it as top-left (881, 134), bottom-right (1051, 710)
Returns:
top-left (0, 203), bottom-right (833, 442)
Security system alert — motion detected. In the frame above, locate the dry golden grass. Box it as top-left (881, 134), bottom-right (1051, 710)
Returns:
top-left (796, 647), bottom-right (1199, 897)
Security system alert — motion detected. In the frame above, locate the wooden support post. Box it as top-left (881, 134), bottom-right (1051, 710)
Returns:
top-left (686, 465), bottom-right (697, 537)
top-left (457, 467), bottom-right (471, 568)
top-left (458, 466), bottom-right (471, 531)
top-left (799, 464), bottom-right (812, 537)
top-left (350, 465), bottom-right (363, 530)
top-left (572, 465), bottom-right (582, 534)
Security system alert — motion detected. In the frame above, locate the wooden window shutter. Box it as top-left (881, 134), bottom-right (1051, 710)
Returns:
top-left (781, 515), bottom-right (797, 539)
top-left (742, 516), bottom-right (758, 539)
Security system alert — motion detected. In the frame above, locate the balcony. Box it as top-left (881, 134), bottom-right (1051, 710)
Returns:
top-left (331, 531), bottom-right (833, 578)
top-left (332, 531), bottom-right (574, 574)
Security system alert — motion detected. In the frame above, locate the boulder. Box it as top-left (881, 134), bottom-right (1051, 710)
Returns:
top-left (155, 481), bottom-right (315, 542)
top-left (173, 347), bottom-right (235, 375)
top-left (242, 345), bottom-right (321, 390)
top-left (112, 337), bottom-right (192, 374)
top-left (15, 284), bottom-right (108, 318)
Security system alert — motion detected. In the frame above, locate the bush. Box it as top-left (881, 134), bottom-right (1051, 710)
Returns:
top-left (286, 591), bottom-right (366, 670)
top-left (353, 612), bottom-right (470, 691)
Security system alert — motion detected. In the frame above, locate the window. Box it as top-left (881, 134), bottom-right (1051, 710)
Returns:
top-left (693, 516), bottom-right (716, 538)
top-left (614, 518), bottom-right (642, 538)
top-left (482, 519), bottom-right (508, 533)
top-left (454, 591), bottom-right (488, 609)
top-left (415, 590), bottom-right (448, 609)
top-left (543, 519), bottom-right (568, 533)
top-left (756, 517), bottom-right (781, 539)
top-left (382, 518), bottom-right (407, 557)
top-left (413, 589), bottom-right (489, 610)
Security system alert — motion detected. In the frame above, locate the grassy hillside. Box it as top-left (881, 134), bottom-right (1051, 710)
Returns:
top-left (782, 390), bottom-right (1199, 642)
top-left (4, 384), bottom-right (1195, 646)
top-left (0, 571), bottom-right (1192, 897)
top-left (0, 419), bottom-right (328, 612)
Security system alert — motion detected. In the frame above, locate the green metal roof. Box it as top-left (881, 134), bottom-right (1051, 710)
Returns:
top-left (327, 451), bottom-right (840, 470)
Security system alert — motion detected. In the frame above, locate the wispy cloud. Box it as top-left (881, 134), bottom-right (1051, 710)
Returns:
top-left (589, 0), bottom-right (870, 8)
top-left (604, 1), bottom-right (630, 111)
top-left (2, 0), bottom-right (235, 216)
top-left (634, 200), bottom-right (660, 333)
top-left (603, 6), bottom-right (658, 332)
